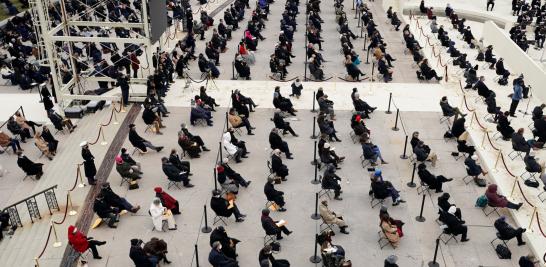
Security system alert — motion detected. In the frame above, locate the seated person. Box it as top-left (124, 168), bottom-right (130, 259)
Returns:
top-left (319, 200), bottom-right (349, 234)
top-left (497, 111), bottom-right (515, 140)
top-left (512, 128), bottom-right (537, 154)
top-left (271, 149), bottom-right (289, 181)
top-left (41, 126), bottom-right (58, 154)
top-left (419, 59), bottom-right (442, 81)
top-left (129, 239), bottom-right (156, 266)
top-left (169, 149), bottom-right (191, 176)
top-left (67, 225), bottom-right (106, 260)
top-left (362, 139), bottom-right (388, 166)
top-left (47, 110), bottom-right (76, 133)
top-left (161, 157), bottom-right (194, 188)
top-left (457, 131), bottom-right (476, 156)
top-left (269, 128), bottom-right (293, 159)
top-left (494, 216), bottom-right (526, 246)
top-left (15, 111), bottom-right (41, 134)
top-left (259, 245), bottom-right (290, 267)
top-left (318, 94), bottom-right (335, 120)
top-left (149, 197), bottom-right (177, 231)
top-left (440, 96), bottom-right (466, 121)
top-left (200, 86), bottom-right (219, 110)
top-left (524, 151), bottom-right (544, 178)
top-left (264, 177), bottom-right (287, 211)
top-left (34, 131), bottom-right (54, 160)
top-left (484, 45), bottom-right (497, 69)
top-left (351, 114), bottom-right (370, 138)
top-left (380, 212), bottom-right (402, 247)
top-left (473, 76), bottom-right (494, 99)
top-left (180, 123), bottom-right (210, 151)
top-left (273, 109), bottom-right (298, 136)
top-left (485, 184), bottom-right (523, 210)
top-left (228, 108), bottom-right (255, 135)
top-left (93, 193), bottom-right (119, 228)
top-left (178, 130), bottom-right (202, 158)
top-left (261, 209), bottom-right (292, 240)
top-left (190, 99), bottom-right (213, 126)
top-left (210, 226), bottom-right (240, 261)
top-left (443, 206), bottom-right (469, 242)
top-left (209, 241), bottom-right (239, 267)
top-left (317, 230), bottom-right (348, 265)
top-left (532, 104), bottom-right (545, 121)
top-left (464, 155), bottom-right (487, 186)
top-left (485, 93), bottom-right (501, 121)
top-left (7, 116), bottom-right (31, 142)
top-left (129, 124), bottom-right (163, 153)
top-left (143, 237), bottom-right (171, 265)
top-left (370, 170), bottom-right (405, 205)
top-left (100, 182), bottom-right (140, 214)
top-left (322, 164), bottom-right (344, 200)
top-left (222, 131), bottom-right (244, 163)
top-left (234, 55), bottom-right (251, 80)
top-left (16, 151), bottom-right (43, 179)
top-left (220, 158), bottom-right (251, 187)
top-left (320, 143), bottom-right (343, 169)
top-left (451, 117), bottom-right (467, 139)
top-left (464, 65), bottom-right (479, 88)
top-left (273, 91), bottom-right (296, 116)
top-left (353, 92), bottom-right (377, 118)
top-left (438, 193), bottom-right (463, 221)
top-left (317, 113), bottom-right (341, 142)
top-left (142, 103), bottom-right (164, 135)
top-left (495, 58), bottom-right (510, 79)
top-left (154, 187), bottom-right (180, 215)
top-left (377, 57), bottom-right (393, 82)
top-left (413, 140), bottom-right (438, 167)
top-left (115, 155), bottom-right (142, 182)
top-left (0, 130), bottom-right (22, 153)
top-left (210, 190), bottom-right (245, 222)
top-left (290, 79), bottom-right (303, 98)
top-left (232, 89), bottom-right (257, 116)
top-left (417, 163), bottom-right (452, 192)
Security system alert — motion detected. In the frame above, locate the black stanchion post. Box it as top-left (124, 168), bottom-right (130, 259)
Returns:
top-left (311, 91), bottom-right (317, 112)
top-left (371, 62), bottom-right (375, 81)
top-left (415, 193), bottom-right (426, 222)
top-left (392, 109), bottom-right (400, 131)
top-left (194, 244), bottom-right (200, 267)
top-left (231, 61), bottom-right (236, 80)
top-left (310, 116), bottom-right (318, 139)
top-left (310, 140), bottom-right (318, 166)
top-left (201, 205), bottom-right (212, 233)
top-left (310, 193), bottom-right (320, 220)
top-left (362, 33), bottom-right (367, 51)
top-left (309, 234), bottom-right (322, 263)
top-left (354, 3), bottom-right (358, 19)
top-left (357, 11), bottom-right (361, 27)
top-left (213, 168), bottom-right (218, 191)
top-left (385, 92), bottom-right (392, 114)
top-left (311, 143), bottom-right (320, 184)
top-left (365, 47), bottom-right (370, 64)
top-left (400, 135), bottom-right (409, 159)
top-left (428, 238), bottom-right (440, 267)
top-left (407, 162), bottom-right (417, 187)
top-left (218, 141), bottom-right (223, 161)
top-left (225, 112), bottom-right (228, 128)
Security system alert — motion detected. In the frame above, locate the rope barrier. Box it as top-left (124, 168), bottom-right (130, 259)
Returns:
top-left (87, 126), bottom-right (104, 146)
top-left (52, 194), bottom-right (71, 225)
top-left (462, 95), bottom-right (475, 112)
top-left (36, 225), bottom-right (53, 259)
top-left (536, 211), bottom-right (546, 238)
top-left (472, 112), bottom-right (487, 130)
top-left (485, 132), bottom-right (500, 151)
top-left (516, 180), bottom-right (535, 207)
top-left (185, 72), bottom-right (209, 83)
top-left (500, 153), bottom-right (518, 177)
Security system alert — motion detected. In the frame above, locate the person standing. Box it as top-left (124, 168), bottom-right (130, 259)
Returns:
top-left (509, 78), bottom-right (523, 117)
top-left (117, 73), bottom-right (130, 106)
top-left (81, 141), bottom-right (97, 185)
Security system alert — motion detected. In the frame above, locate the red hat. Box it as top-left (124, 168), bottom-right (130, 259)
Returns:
top-left (154, 187), bottom-right (163, 193)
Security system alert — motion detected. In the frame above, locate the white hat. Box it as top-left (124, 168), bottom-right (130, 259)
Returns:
top-left (324, 143), bottom-right (330, 149)
top-left (448, 206), bottom-right (457, 215)
top-left (79, 141), bottom-right (88, 147)
top-left (471, 155), bottom-right (478, 160)
top-left (222, 158), bottom-right (229, 164)
top-left (273, 149), bottom-right (281, 155)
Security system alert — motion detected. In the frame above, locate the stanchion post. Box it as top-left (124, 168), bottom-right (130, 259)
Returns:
top-left (231, 61), bottom-right (236, 80)
top-left (529, 207), bottom-right (537, 230)
top-left (311, 91), bottom-right (317, 112)
top-left (194, 244), bottom-right (200, 267)
top-left (68, 192), bottom-right (77, 216)
top-left (407, 162), bottom-right (417, 187)
top-left (51, 223), bottom-right (62, 248)
top-left (362, 33), bottom-right (367, 51)
top-left (400, 135), bottom-right (409, 159)
top-left (310, 116), bottom-right (318, 139)
top-left (416, 193), bottom-right (426, 222)
top-left (201, 205), bottom-right (212, 233)
top-left (213, 168), bottom-right (218, 191)
top-left (365, 47), bottom-right (370, 64)
top-left (311, 146), bottom-right (320, 185)
top-left (427, 238), bottom-right (440, 267)
top-left (371, 62), bottom-right (375, 82)
top-left (309, 234), bottom-right (322, 263)
top-left (385, 92), bottom-right (392, 114)
top-left (310, 140), bottom-right (318, 166)
top-left (100, 127), bottom-right (108, 146)
top-left (392, 109), bottom-right (400, 131)
top-left (218, 141), bottom-right (223, 162)
top-left (311, 193), bottom-right (320, 220)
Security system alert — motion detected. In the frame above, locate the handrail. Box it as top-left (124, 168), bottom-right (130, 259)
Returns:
top-left (1, 185), bottom-right (58, 211)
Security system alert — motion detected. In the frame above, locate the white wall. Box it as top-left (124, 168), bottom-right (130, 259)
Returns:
top-left (482, 21), bottom-right (546, 103)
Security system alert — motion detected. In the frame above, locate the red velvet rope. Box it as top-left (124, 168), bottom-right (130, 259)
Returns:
top-left (485, 132), bottom-right (500, 151)
top-left (516, 180), bottom-right (535, 207)
top-left (36, 225), bottom-right (53, 259)
top-left (88, 126), bottom-right (103, 146)
top-left (462, 95), bottom-right (475, 112)
top-left (473, 112), bottom-right (487, 130)
top-left (52, 194), bottom-right (70, 225)
top-left (539, 211), bottom-right (546, 238)
top-left (500, 153), bottom-right (518, 177)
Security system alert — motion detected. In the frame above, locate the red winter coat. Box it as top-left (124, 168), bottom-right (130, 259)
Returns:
top-left (67, 225), bottom-right (89, 253)
top-left (131, 53), bottom-right (140, 70)
top-left (485, 184), bottom-right (508, 207)
top-left (155, 187), bottom-right (178, 210)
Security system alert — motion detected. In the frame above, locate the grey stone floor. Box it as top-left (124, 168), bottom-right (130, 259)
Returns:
top-left (86, 106), bottom-right (527, 267)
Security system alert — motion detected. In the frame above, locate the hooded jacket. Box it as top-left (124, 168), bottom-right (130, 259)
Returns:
top-left (67, 225), bottom-right (89, 253)
top-left (485, 184), bottom-right (508, 207)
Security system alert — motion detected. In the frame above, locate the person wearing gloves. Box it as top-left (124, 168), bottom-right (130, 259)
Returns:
top-left (67, 225), bottom-right (106, 260)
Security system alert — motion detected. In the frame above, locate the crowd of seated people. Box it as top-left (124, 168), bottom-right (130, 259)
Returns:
top-left (268, 0), bottom-right (298, 80)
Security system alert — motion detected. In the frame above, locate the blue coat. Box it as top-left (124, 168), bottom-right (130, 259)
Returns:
top-left (512, 84), bottom-right (523, 101)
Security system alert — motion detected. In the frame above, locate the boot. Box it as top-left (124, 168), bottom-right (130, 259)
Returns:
top-left (340, 226), bottom-right (349, 234)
